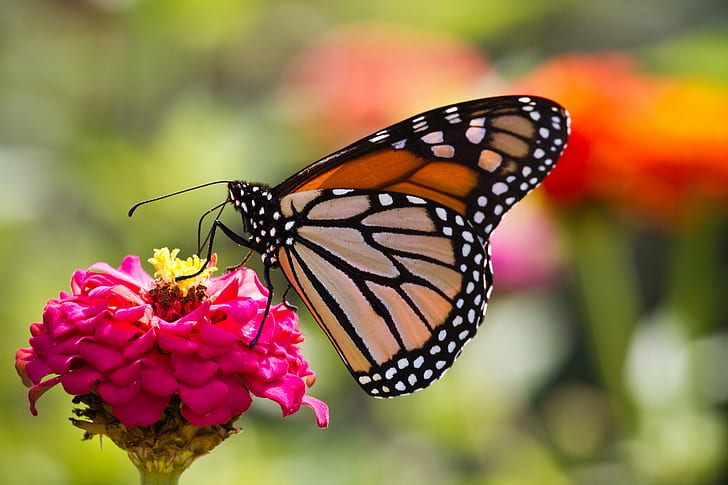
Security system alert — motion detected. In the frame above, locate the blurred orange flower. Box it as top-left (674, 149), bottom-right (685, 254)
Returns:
top-left (278, 24), bottom-right (491, 148)
top-left (516, 53), bottom-right (728, 225)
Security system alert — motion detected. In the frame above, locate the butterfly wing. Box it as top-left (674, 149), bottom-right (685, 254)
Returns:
top-left (276, 188), bottom-right (491, 397)
top-left (274, 95), bottom-right (570, 239)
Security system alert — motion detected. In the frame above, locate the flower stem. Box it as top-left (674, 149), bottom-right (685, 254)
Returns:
top-left (561, 208), bottom-right (639, 423)
top-left (666, 215), bottom-right (723, 337)
top-left (137, 467), bottom-right (184, 485)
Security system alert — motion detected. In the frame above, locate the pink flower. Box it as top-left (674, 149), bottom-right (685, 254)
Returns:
top-left (15, 251), bottom-right (328, 429)
top-left (490, 198), bottom-right (564, 290)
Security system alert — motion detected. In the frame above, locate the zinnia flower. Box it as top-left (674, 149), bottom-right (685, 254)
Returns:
top-left (514, 52), bottom-right (728, 224)
top-left (278, 23), bottom-right (491, 147)
top-left (15, 248), bottom-right (328, 430)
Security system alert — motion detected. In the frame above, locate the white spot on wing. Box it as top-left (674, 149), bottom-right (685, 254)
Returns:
top-left (407, 195), bottom-right (426, 204)
top-left (379, 193), bottom-right (394, 206)
top-left (369, 132), bottom-right (390, 143)
top-left (421, 131), bottom-right (444, 144)
top-left (466, 126), bottom-right (486, 144)
top-left (492, 182), bottom-right (508, 195)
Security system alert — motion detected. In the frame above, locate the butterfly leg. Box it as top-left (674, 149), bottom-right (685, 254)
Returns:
top-left (178, 219), bottom-right (252, 281)
top-left (225, 250), bottom-right (254, 273)
top-left (196, 200), bottom-right (227, 256)
top-left (208, 219), bottom-right (275, 348)
top-left (281, 285), bottom-right (298, 310)
top-left (248, 264), bottom-right (275, 348)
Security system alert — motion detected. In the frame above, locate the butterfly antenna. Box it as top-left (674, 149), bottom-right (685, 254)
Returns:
top-left (128, 180), bottom-right (230, 217)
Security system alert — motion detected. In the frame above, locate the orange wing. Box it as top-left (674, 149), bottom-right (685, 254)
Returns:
top-left (274, 96), bottom-right (570, 237)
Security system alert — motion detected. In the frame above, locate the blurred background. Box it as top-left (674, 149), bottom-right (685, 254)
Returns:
top-left (2, 0), bottom-right (727, 484)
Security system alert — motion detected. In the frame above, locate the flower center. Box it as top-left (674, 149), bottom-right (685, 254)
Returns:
top-left (145, 248), bottom-right (217, 321)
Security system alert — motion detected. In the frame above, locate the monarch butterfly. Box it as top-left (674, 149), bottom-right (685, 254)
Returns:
top-left (132, 95), bottom-right (570, 398)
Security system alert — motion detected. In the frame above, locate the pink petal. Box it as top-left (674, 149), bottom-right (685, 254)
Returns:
top-left (97, 379), bottom-right (141, 406)
top-left (196, 341), bottom-right (233, 360)
top-left (219, 375), bottom-right (253, 415)
top-left (243, 374), bottom-right (305, 416)
top-left (112, 391), bottom-right (170, 428)
top-left (87, 255), bottom-right (152, 290)
top-left (117, 255), bottom-right (155, 286)
top-left (206, 270), bottom-right (242, 300)
top-left (24, 358), bottom-right (52, 385)
top-left (302, 395), bottom-right (330, 428)
top-left (171, 354), bottom-right (218, 386)
top-left (94, 318), bottom-right (142, 346)
top-left (123, 329), bottom-right (157, 359)
top-left (236, 269), bottom-right (269, 297)
top-left (107, 360), bottom-right (142, 386)
top-left (211, 301), bottom-right (259, 329)
top-left (78, 341), bottom-right (126, 372)
top-left (108, 285), bottom-right (147, 306)
top-left (156, 319), bottom-right (196, 334)
top-left (55, 333), bottom-right (84, 354)
top-left (198, 320), bottom-right (238, 347)
top-left (28, 334), bottom-right (56, 358)
top-left (208, 268), bottom-right (268, 300)
top-left (256, 356), bottom-right (288, 382)
top-left (179, 378), bottom-right (227, 414)
top-left (47, 354), bottom-right (82, 375)
top-left (28, 377), bottom-right (61, 415)
top-left (110, 305), bottom-right (148, 323)
top-left (62, 300), bottom-right (107, 328)
top-left (157, 333), bottom-right (198, 355)
top-left (157, 300), bottom-right (210, 334)
top-left (14, 350), bottom-right (35, 386)
top-left (29, 322), bottom-right (45, 337)
top-left (141, 357), bottom-right (177, 396)
top-left (215, 347), bottom-right (260, 374)
top-left (60, 366), bottom-right (103, 394)
top-left (181, 404), bottom-right (232, 427)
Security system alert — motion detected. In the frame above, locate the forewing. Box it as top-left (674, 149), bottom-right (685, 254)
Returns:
top-left (274, 95), bottom-right (570, 238)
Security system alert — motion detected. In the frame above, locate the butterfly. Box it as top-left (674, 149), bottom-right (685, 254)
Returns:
top-left (133, 95), bottom-right (570, 398)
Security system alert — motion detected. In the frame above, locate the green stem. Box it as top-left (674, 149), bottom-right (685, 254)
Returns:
top-left (137, 467), bottom-right (184, 485)
top-left (666, 216), bottom-right (723, 337)
top-left (562, 208), bottom-right (640, 422)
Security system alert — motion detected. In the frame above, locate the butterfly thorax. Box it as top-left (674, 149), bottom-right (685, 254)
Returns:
top-left (227, 181), bottom-right (285, 266)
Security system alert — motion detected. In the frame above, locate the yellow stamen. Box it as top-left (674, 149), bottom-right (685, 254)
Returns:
top-left (148, 248), bottom-right (218, 296)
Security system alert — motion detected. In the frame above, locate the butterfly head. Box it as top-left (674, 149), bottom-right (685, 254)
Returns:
top-left (227, 181), bottom-right (282, 265)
